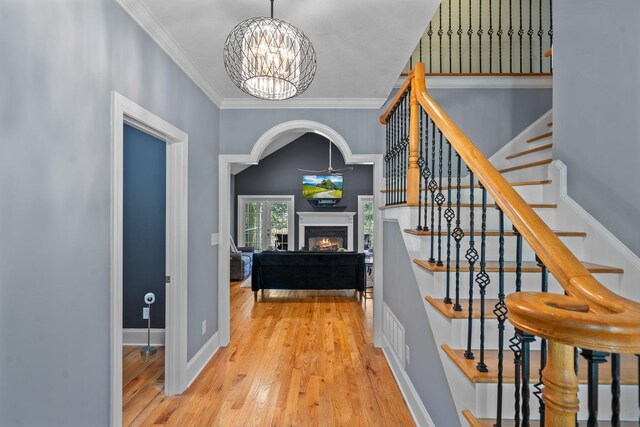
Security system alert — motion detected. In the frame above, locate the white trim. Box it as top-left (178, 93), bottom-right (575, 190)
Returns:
top-left (185, 332), bottom-right (220, 389)
top-left (237, 195), bottom-right (295, 250)
top-left (297, 211), bottom-right (356, 251)
top-left (111, 92), bottom-right (189, 427)
top-left (115, 0), bottom-right (223, 106)
top-left (218, 120), bottom-right (384, 348)
top-left (122, 328), bottom-right (165, 346)
top-left (382, 336), bottom-right (436, 427)
top-left (394, 75), bottom-right (553, 90)
top-left (220, 97), bottom-right (387, 109)
top-left (357, 195), bottom-right (374, 253)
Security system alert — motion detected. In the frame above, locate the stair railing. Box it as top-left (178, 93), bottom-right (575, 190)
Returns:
top-left (381, 63), bottom-right (640, 425)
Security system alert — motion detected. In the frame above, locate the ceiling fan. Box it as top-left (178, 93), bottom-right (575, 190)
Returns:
top-left (298, 140), bottom-right (353, 175)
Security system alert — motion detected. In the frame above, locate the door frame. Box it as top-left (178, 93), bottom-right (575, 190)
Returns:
top-left (218, 120), bottom-right (384, 348)
top-left (237, 195), bottom-right (295, 250)
top-left (357, 195), bottom-right (374, 253)
top-left (110, 92), bottom-right (189, 426)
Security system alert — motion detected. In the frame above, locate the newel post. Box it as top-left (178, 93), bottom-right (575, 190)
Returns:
top-left (542, 339), bottom-right (580, 426)
top-left (406, 68), bottom-right (421, 206)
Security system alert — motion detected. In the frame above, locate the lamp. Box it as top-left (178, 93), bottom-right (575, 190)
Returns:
top-left (223, 0), bottom-right (317, 100)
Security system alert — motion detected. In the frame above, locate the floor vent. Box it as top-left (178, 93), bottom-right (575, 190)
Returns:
top-left (383, 303), bottom-right (406, 368)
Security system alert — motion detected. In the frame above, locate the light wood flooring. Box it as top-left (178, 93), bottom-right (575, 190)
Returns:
top-left (122, 279), bottom-right (413, 426)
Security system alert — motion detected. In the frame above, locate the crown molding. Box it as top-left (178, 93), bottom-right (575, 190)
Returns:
top-left (220, 97), bottom-right (387, 110)
top-left (116, 0), bottom-right (224, 106)
top-left (394, 75), bottom-right (553, 89)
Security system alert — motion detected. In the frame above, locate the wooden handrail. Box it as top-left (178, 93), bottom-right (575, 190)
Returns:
top-left (380, 71), bottom-right (412, 125)
top-left (407, 61), bottom-right (640, 354)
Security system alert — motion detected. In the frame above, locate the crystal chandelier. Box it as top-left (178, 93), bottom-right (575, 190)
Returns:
top-left (223, 0), bottom-right (317, 100)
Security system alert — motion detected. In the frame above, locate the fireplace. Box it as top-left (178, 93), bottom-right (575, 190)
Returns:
top-left (297, 212), bottom-right (355, 251)
top-left (305, 226), bottom-right (348, 251)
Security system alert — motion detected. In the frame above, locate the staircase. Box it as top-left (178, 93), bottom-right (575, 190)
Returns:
top-left (380, 64), bottom-right (640, 426)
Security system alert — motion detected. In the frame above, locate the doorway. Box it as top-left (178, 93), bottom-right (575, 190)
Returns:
top-left (237, 196), bottom-right (295, 251)
top-left (111, 92), bottom-right (188, 427)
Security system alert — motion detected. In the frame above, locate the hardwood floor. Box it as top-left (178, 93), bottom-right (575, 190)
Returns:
top-left (123, 345), bottom-right (165, 426)
top-left (123, 280), bottom-right (414, 426)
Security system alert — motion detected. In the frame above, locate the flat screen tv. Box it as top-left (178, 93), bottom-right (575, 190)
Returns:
top-left (302, 175), bottom-right (343, 199)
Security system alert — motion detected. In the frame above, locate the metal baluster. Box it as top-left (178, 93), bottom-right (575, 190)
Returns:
top-left (428, 118), bottom-right (437, 263)
top-left (458, 0), bottom-right (463, 72)
top-left (575, 347), bottom-right (579, 427)
top-left (476, 183), bottom-right (490, 372)
top-left (494, 206), bottom-right (508, 425)
top-left (499, 0), bottom-right (504, 73)
top-left (528, 0), bottom-right (534, 73)
top-left (518, 0), bottom-right (524, 73)
top-left (423, 109), bottom-right (431, 231)
top-left (428, 23), bottom-right (433, 73)
top-left (510, 226), bottom-right (524, 426)
top-left (477, 0), bottom-right (483, 72)
top-left (581, 350), bottom-right (609, 427)
top-left (448, 0), bottom-right (453, 73)
top-left (435, 131), bottom-right (445, 266)
top-left (611, 353), bottom-right (621, 427)
top-left (385, 122), bottom-right (389, 206)
top-left (508, 0), bottom-right (514, 72)
top-left (402, 94), bottom-right (408, 204)
top-left (391, 110), bottom-right (395, 205)
top-left (521, 331), bottom-right (536, 425)
top-left (444, 140), bottom-right (455, 306)
top-left (548, 0), bottom-right (553, 71)
top-left (533, 256), bottom-right (548, 425)
top-left (420, 38), bottom-right (423, 63)
top-left (467, 0), bottom-right (473, 72)
top-left (488, 0), bottom-right (494, 73)
top-left (452, 153), bottom-right (464, 309)
top-left (394, 108), bottom-right (399, 205)
top-left (417, 108), bottom-right (424, 230)
top-left (464, 170), bottom-right (477, 359)
top-left (438, 5), bottom-right (443, 73)
top-left (537, 0), bottom-right (543, 72)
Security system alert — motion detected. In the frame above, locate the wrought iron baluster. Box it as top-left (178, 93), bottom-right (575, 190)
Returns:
top-left (419, 38), bottom-right (423, 63)
top-left (488, 0), bottom-right (494, 73)
top-left (402, 94), bottom-right (408, 204)
top-left (510, 330), bottom-right (523, 426)
top-left (394, 107), bottom-right (399, 205)
top-left (520, 330), bottom-right (536, 425)
top-left (537, 0), bottom-right (543, 72)
top-left (477, 0), bottom-right (483, 72)
top-left (423, 110), bottom-right (431, 231)
top-left (533, 256), bottom-right (548, 425)
top-left (548, 0), bottom-right (553, 71)
top-left (528, 0), bottom-right (534, 73)
top-left (428, 118), bottom-right (437, 263)
top-left (611, 353), bottom-right (621, 427)
top-left (448, 0), bottom-right (453, 73)
top-left (428, 23), bottom-right (433, 73)
top-left (499, 0), bottom-right (504, 73)
top-left (385, 122), bottom-right (389, 206)
top-left (438, 5), bottom-right (443, 73)
top-left (494, 206), bottom-right (508, 425)
top-left (458, 0), bottom-right (463, 72)
top-left (444, 140), bottom-right (455, 305)
top-left (464, 170), bottom-right (477, 360)
top-left (514, 226), bottom-right (523, 291)
top-left (452, 153), bottom-right (464, 309)
top-left (435, 131), bottom-right (445, 266)
top-left (417, 107), bottom-right (424, 230)
top-left (581, 349), bottom-right (609, 427)
top-left (508, 0), bottom-right (514, 72)
top-left (467, 0), bottom-right (473, 72)
top-left (518, 0), bottom-right (524, 73)
top-left (476, 183), bottom-right (490, 372)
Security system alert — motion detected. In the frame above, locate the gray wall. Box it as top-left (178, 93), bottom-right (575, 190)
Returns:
top-left (383, 221), bottom-right (461, 427)
top-left (429, 88), bottom-right (553, 158)
top-left (234, 133), bottom-right (373, 250)
top-left (0, 1), bottom-right (219, 425)
top-left (553, 0), bottom-right (640, 256)
top-left (220, 109), bottom-right (386, 155)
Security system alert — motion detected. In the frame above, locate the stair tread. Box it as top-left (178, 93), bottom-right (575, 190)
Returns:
top-left (405, 228), bottom-right (586, 237)
top-left (547, 121), bottom-right (553, 127)
top-left (505, 143), bottom-right (553, 160)
top-left (381, 202), bottom-right (556, 210)
top-left (527, 131), bottom-right (553, 143)
top-left (498, 158), bottom-right (552, 174)
top-left (462, 409), bottom-right (636, 427)
top-left (380, 180), bottom-right (552, 193)
top-left (426, 296), bottom-right (501, 319)
top-left (414, 259), bottom-right (624, 274)
top-left (443, 345), bottom-right (638, 385)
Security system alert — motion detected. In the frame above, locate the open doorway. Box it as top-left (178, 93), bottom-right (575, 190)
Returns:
top-left (110, 93), bottom-right (188, 427)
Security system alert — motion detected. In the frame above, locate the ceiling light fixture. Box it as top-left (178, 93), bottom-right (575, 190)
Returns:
top-left (223, 0), bottom-right (317, 101)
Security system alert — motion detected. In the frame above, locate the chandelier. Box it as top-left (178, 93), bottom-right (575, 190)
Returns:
top-left (223, 0), bottom-right (317, 101)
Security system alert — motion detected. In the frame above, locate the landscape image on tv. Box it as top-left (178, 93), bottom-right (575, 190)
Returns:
top-left (302, 175), bottom-right (343, 199)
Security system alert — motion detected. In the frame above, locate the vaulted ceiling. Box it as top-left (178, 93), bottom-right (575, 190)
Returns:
top-left (117, 0), bottom-right (434, 108)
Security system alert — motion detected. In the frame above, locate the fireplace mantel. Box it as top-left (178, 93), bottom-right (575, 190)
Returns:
top-left (297, 212), bottom-right (356, 251)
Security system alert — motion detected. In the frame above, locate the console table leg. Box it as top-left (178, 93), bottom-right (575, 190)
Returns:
top-left (254, 291), bottom-right (257, 302)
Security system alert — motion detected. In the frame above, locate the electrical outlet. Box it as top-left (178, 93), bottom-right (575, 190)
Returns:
top-left (405, 344), bottom-right (411, 365)
top-left (142, 307), bottom-right (150, 320)
top-left (201, 320), bottom-right (207, 335)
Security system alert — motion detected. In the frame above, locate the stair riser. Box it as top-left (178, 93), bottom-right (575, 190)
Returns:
top-left (434, 184), bottom-right (547, 205)
top-left (500, 164), bottom-right (550, 182)
top-left (505, 148), bottom-right (553, 166)
top-left (474, 383), bottom-right (639, 421)
top-left (450, 318), bottom-right (544, 351)
top-left (413, 234), bottom-right (585, 263)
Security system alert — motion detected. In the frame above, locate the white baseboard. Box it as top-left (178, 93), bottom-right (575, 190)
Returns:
top-left (122, 328), bottom-right (165, 346)
top-left (382, 333), bottom-right (435, 427)
top-left (185, 332), bottom-right (220, 389)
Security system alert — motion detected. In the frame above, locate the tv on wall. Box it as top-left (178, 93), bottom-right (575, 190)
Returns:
top-left (302, 175), bottom-right (343, 199)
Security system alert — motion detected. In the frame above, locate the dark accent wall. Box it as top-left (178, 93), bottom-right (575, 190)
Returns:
top-left (123, 124), bottom-right (166, 329)
top-left (233, 133), bottom-right (373, 250)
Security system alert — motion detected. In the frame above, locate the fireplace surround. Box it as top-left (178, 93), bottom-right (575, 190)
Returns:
top-left (305, 226), bottom-right (348, 251)
top-left (297, 212), bottom-right (355, 251)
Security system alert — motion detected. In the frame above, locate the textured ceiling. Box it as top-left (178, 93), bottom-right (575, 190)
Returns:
top-left (121, 0), bottom-right (434, 106)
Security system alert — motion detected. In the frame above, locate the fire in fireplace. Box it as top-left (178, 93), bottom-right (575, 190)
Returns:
top-left (305, 226), bottom-right (348, 251)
